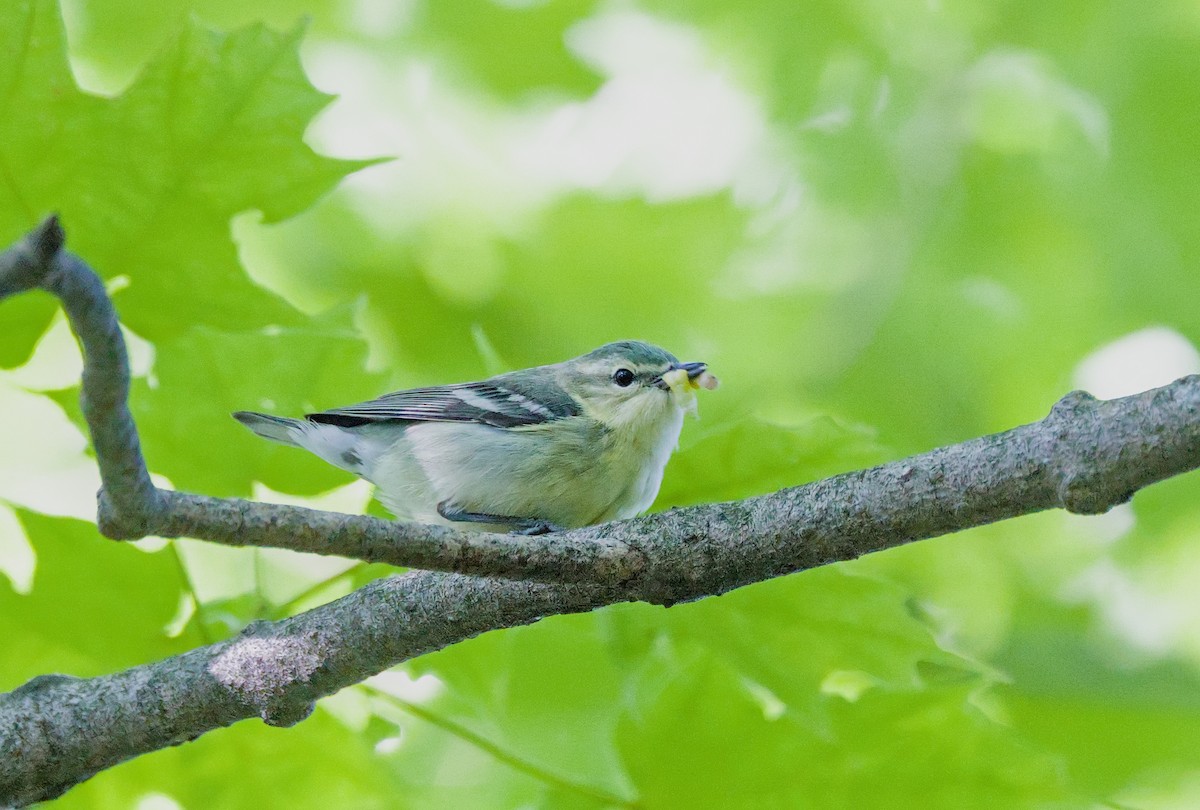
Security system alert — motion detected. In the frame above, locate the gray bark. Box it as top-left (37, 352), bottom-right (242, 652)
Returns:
top-left (1, 217), bottom-right (1198, 805)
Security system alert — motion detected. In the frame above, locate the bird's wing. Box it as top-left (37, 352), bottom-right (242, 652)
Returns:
top-left (306, 378), bottom-right (579, 429)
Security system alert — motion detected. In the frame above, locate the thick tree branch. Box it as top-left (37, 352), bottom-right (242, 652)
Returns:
top-left (2, 217), bottom-right (1199, 804)
top-left (1, 572), bottom-right (612, 806)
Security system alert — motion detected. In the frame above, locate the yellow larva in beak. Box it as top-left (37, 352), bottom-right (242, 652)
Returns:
top-left (660, 367), bottom-right (693, 396)
top-left (661, 362), bottom-right (718, 391)
top-left (659, 362), bottom-right (718, 416)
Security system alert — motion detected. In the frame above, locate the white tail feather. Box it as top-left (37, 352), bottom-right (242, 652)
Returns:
top-left (233, 410), bottom-right (372, 475)
top-left (232, 411), bottom-right (303, 446)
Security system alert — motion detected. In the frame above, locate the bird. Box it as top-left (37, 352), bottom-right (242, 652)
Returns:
top-left (233, 340), bottom-right (718, 533)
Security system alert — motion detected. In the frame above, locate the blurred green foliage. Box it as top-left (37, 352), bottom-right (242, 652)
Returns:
top-left (4, 0), bottom-right (1200, 806)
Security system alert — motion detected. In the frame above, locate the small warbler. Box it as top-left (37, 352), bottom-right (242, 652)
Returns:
top-left (234, 340), bottom-right (717, 533)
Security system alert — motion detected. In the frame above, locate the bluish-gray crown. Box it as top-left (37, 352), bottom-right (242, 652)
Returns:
top-left (579, 340), bottom-right (679, 369)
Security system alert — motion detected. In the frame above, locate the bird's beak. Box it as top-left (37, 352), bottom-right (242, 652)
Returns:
top-left (655, 361), bottom-right (716, 391)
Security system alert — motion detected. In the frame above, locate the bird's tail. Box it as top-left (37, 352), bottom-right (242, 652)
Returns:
top-left (232, 411), bottom-right (305, 447)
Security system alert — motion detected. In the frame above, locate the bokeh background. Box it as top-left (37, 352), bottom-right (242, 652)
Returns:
top-left (5, 0), bottom-right (1200, 806)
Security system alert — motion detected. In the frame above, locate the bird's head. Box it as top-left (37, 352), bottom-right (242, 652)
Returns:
top-left (558, 340), bottom-right (718, 430)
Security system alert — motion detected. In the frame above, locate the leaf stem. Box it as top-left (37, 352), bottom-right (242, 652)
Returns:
top-left (361, 684), bottom-right (638, 808)
top-left (169, 539), bottom-right (211, 645)
top-left (271, 561), bottom-right (369, 619)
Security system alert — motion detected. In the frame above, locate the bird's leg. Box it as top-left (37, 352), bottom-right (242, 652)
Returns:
top-left (437, 500), bottom-right (562, 535)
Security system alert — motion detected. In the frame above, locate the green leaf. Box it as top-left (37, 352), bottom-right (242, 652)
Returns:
top-left (602, 565), bottom-right (986, 738)
top-left (994, 594), bottom-right (1200, 799)
top-left (405, 613), bottom-right (636, 800)
top-left (617, 640), bottom-right (1070, 809)
top-left (56, 706), bottom-right (404, 810)
top-left (0, 511), bottom-right (200, 685)
top-left (656, 414), bottom-right (889, 508)
top-left (0, 290), bottom-right (57, 369)
top-left (131, 305), bottom-right (387, 497)
top-left (0, 0), bottom-right (369, 342)
top-left (412, 0), bottom-right (603, 100)
top-left (617, 652), bottom-right (817, 810)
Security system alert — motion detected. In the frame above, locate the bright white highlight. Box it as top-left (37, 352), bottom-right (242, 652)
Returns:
top-left (304, 7), bottom-right (778, 221)
top-left (0, 382), bottom-right (98, 521)
top-left (134, 794), bottom-right (184, 810)
top-left (366, 670), bottom-right (444, 703)
top-left (1074, 327), bottom-right (1200, 401)
top-left (530, 9), bottom-right (768, 201)
top-left (1063, 560), bottom-right (1178, 654)
top-left (0, 503), bottom-right (35, 594)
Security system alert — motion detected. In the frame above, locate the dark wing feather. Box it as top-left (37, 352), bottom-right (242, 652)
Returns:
top-left (306, 377), bottom-right (579, 429)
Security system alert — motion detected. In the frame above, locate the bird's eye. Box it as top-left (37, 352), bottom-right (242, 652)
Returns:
top-left (612, 368), bottom-right (635, 387)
